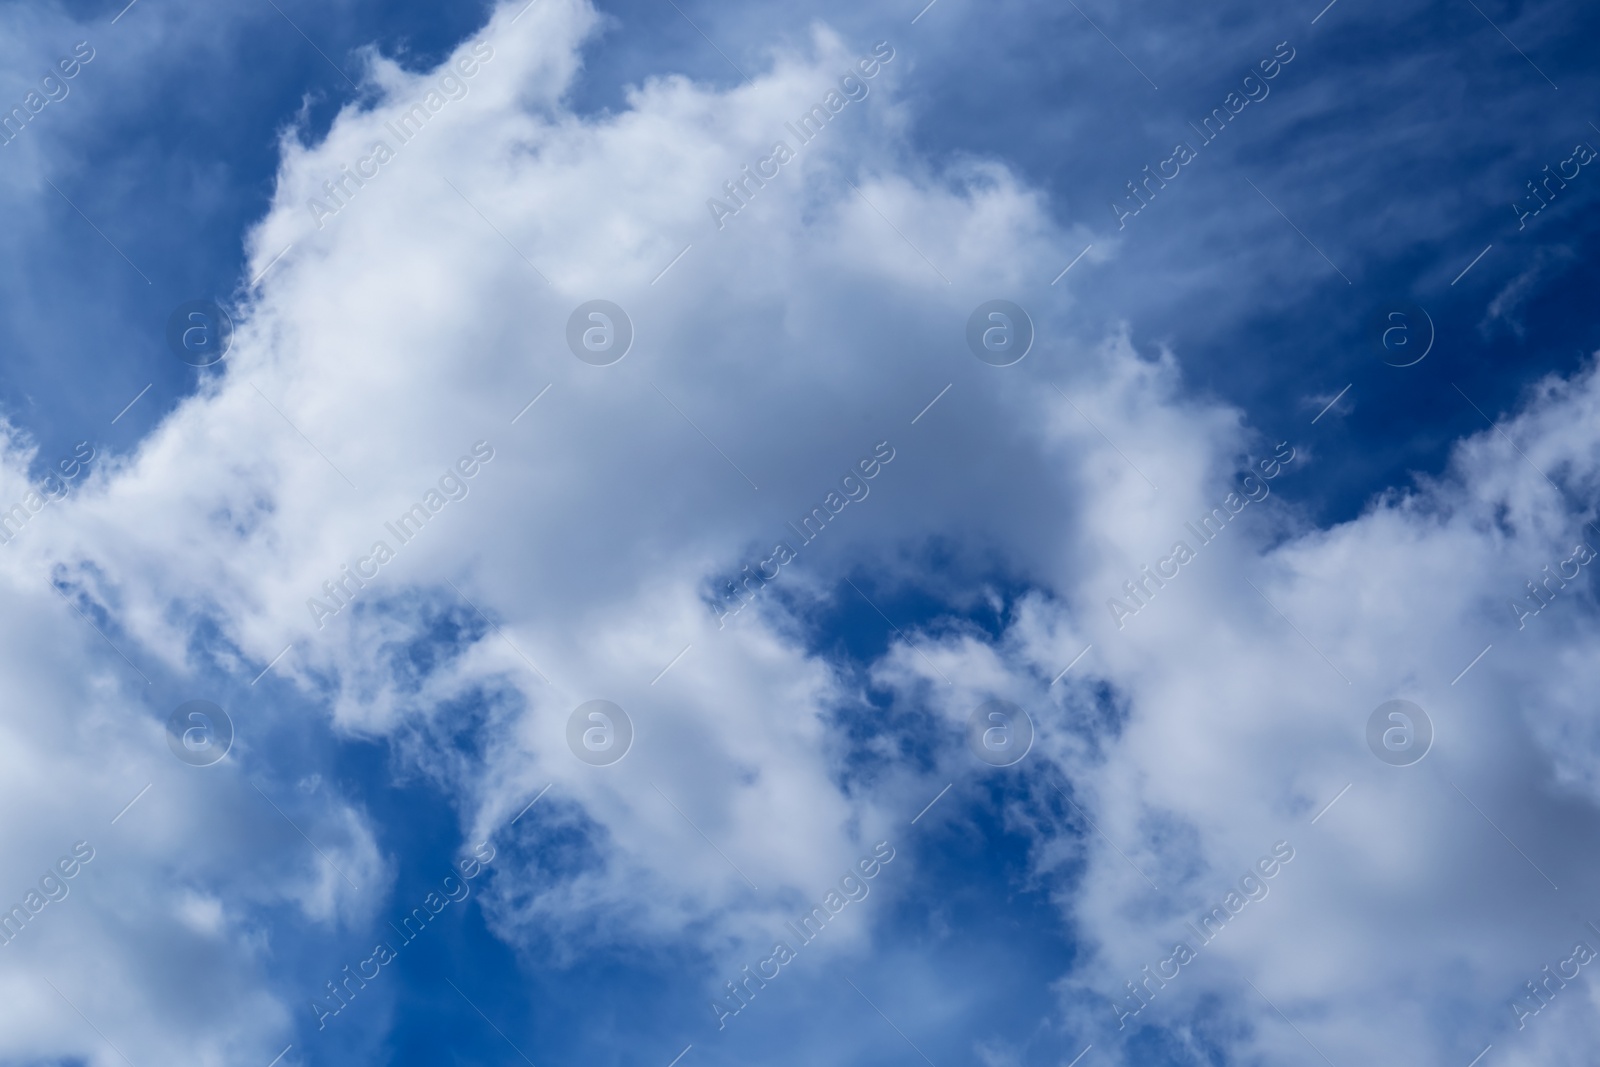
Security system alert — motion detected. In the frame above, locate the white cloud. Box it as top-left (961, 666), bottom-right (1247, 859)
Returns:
top-left (4, 0), bottom-right (1600, 1063)
top-left (860, 358), bottom-right (1600, 1064)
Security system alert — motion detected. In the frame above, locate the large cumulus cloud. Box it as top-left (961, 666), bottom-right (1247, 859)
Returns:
top-left (3, 0), bottom-right (1600, 1064)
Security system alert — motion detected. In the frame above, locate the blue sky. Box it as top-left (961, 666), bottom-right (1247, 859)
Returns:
top-left (2, 0), bottom-right (1600, 1065)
